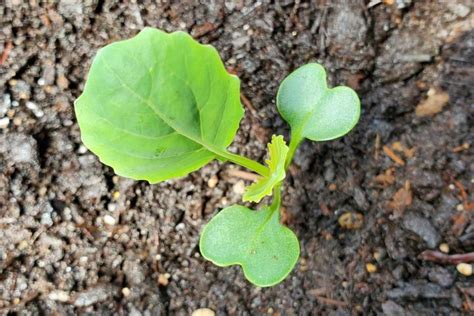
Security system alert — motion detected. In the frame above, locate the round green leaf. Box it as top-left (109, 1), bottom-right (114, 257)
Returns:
top-left (276, 63), bottom-right (360, 142)
top-left (200, 205), bottom-right (300, 287)
top-left (75, 28), bottom-right (243, 183)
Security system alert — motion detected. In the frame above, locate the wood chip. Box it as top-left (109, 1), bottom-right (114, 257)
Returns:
top-left (391, 141), bottom-right (415, 158)
top-left (415, 88), bottom-right (449, 117)
top-left (452, 212), bottom-right (468, 236)
top-left (0, 41), bottom-right (13, 65)
top-left (383, 145), bottom-right (405, 166)
top-left (191, 22), bottom-right (218, 38)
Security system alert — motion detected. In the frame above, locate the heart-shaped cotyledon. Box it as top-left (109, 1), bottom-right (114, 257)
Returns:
top-left (199, 204), bottom-right (300, 287)
top-left (277, 63), bottom-right (360, 143)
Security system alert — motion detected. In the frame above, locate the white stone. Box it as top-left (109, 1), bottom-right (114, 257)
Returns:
top-left (103, 215), bottom-right (116, 225)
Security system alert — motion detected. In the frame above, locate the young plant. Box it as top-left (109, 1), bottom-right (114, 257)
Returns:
top-left (75, 28), bottom-right (360, 287)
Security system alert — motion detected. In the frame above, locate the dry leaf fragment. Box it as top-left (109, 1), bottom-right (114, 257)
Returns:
top-left (375, 168), bottom-right (396, 186)
top-left (338, 212), bottom-right (364, 230)
top-left (416, 88), bottom-right (449, 117)
top-left (388, 181), bottom-right (412, 217)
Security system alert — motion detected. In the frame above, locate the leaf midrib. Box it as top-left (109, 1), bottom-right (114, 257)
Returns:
top-left (295, 87), bottom-right (330, 139)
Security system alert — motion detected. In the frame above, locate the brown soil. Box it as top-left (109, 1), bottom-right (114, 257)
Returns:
top-left (0, 1), bottom-right (473, 315)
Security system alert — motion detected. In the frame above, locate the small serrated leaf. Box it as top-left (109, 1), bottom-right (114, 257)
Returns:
top-left (199, 204), bottom-right (299, 287)
top-left (277, 63), bottom-right (360, 142)
top-left (242, 135), bottom-right (288, 203)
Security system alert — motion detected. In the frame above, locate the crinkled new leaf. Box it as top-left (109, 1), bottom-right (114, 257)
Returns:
top-left (243, 135), bottom-right (288, 203)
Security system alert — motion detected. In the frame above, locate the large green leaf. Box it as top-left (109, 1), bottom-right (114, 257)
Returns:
top-left (200, 204), bottom-right (300, 287)
top-left (276, 63), bottom-right (360, 142)
top-left (75, 28), bottom-right (243, 183)
top-left (243, 135), bottom-right (288, 203)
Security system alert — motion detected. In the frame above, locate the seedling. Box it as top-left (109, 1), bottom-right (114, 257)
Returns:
top-left (75, 28), bottom-right (360, 287)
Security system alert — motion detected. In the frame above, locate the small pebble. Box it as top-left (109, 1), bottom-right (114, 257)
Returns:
top-left (26, 101), bottom-right (44, 118)
top-left (0, 117), bottom-right (9, 129)
top-left (17, 240), bottom-right (29, 250)
top-left (439, 243), bottom-right (449, 254)
top-left (57, 74), bottom-right (69, 89)
top-left (48, 290), bottom-right (70, 302)
top-left (12, 298), bottom-right (21, 305)
top-left (366, 263), bottom-right (377, 273)
top-left (232, 180), bottom-right (246, 195)
top-left (207, 175), bottom-right (218, 188)
top-left (38, 186), bottom-right (47, 196)
top-left (78, 145), bottom-right (88, 154)
top-left (158, 273), bottom-right (169, 286)
top-left (121, 287), bottom-right (131, 297)
top-left (103, 215), bottom-right (116, 226)
top-left (456, 263), bottom-right (472, 276)
top-left (299, 258), bottom-right (308, 272)
top-left (107, 203), bottom-right (117, 212)
top-left (447, 3), bottom-right (471, 17)
top-left (456, 204), bottom-right (464, 211)
top-left (191, 308), bottom-right (215, 316)
top-left (13, 117), bottom-right (21, 126)
top-left (79, 256), bottom-right (88, 264)
top-left (112, 191), bottom-right (120, 200)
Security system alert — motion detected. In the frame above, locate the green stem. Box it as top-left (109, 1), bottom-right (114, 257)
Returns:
top-left (270, 183), bottom-right (282, 211)
top-left (285, 131), bottom-right (303, 169)
top-left (217, 150), bottom-right (269, 177)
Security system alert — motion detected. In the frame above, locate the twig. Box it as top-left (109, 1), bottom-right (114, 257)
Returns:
top-left (374, 133), bottom-right (381, 160)
top-left (225, 169), bottom-right (260, 181)
top-left (240, 93), bottom-right (257, 114)
top-left (454, 179), bottom-right (474, 211)
top-left (458, 286), bottom-right (474, 312)
top-left (314, 295), bottom-right (348, 307)
top-left (452, 143), bottom-right (470, 153)
top-left (419, 250), bottom-right (474, 264)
